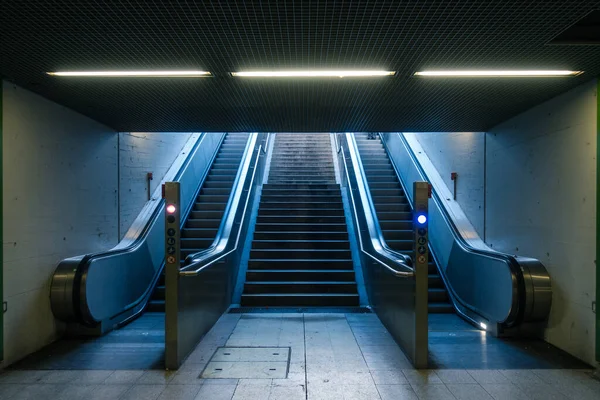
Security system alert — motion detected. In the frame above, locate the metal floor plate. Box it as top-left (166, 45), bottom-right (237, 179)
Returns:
top-left (201, 347), bottom-right (290, 379)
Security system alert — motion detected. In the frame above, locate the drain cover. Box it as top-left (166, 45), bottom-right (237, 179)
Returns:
top-left (201, 347), bottom-right (290, 379)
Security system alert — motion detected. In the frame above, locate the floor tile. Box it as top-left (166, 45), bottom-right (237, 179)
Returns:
top-left (551, 379), bottom-right (600, 400)
top-left (120, 384), bottom-right (166, 400)
top-left (272, 372), bottom-right (305, 387)
top-left (0, 370), bottom-right (50, 383)
top-left (0, 383), bottom-right (23, 399)
top-left (376, 384), bottom-right (419, 400)
top-left (307, 383), bottom-right (345, 400)
top-left (435, 370), bottom-right (476, 384)
top-left (513, 382), bottom-right (569, 400)
top-left (232, 384), bottom-right (272, 400)
top-left (55, 384), bottom-right (96, 400)
top-left (481, 383), bottom-right (530, 400)
top-left (342, 383), bottom-right (381, 399)
top-left (45, 370), bottom-right (114, 384)
top-left (269, 384), bottom-right (306, 400)
top-left (170, 370), bottom-right (204, 385)
top-left (402, 369), bottom-right (443, 386)
top-left (446, 384), bottom-right (493, 400)
top-left (87, 384), bottom-right (132, 400)
top-left (157, 384), bottom-right (201, 400)
top-left (5, 383), bottom-right (64, 399)
top-left (194, 384), bottom-right (237, 400)
top-left (498, 370), bottom-right (544, 385)
top-left (410, 384), bottom-right (457, 399)
top-left (138, 370), bottom-right (176, 385)
top-left (104, 370), bottom-right (144, 384)
top-left (238, 378), bottom-right (273, 385)
top-left (371, 370), bottom-right (408, 385)
top-left (199, 378), bottom-right (240, 385)
top-left (465, 370), bottom-right (509, 385)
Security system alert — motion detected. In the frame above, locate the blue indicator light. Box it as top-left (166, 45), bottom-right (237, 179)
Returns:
top-left (417, 214), bottom-right (427, 224)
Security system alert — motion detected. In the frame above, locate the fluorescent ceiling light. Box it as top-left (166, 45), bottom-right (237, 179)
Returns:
top-left (414, 70), bottom-right (583, 77)
top-left (46, 70), bottom-right (211, 77)
top-left (231, 70), bottom-right (395, 78)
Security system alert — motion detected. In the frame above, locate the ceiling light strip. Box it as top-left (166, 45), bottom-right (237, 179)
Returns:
top-left (415, 70), bottom-right (583, 77)
top-left (231, 70), bottom-right (395, 77)
top-left (47, 70), bottom-right (211, 77)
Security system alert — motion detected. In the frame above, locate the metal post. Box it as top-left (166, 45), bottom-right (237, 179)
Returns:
top-left (413, 181), bottom-right (429, 368)
top-left (164, 182), bottom-right (181, 370)
top-left (451, 172), bottom-right (457, 200)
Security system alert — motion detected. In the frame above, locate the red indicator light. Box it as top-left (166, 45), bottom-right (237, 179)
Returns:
top-left (166, 204), bottom-right (176, 214)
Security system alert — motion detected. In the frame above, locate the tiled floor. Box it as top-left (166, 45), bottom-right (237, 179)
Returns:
top-left (427, 314), bottom-right (590, 369)
top-left (11, 312), bottom-right (166, 370)
top-left (1, 313), bottom-right (598, 399)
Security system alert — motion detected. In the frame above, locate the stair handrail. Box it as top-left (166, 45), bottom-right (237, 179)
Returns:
top-left (339, 133), bottom-right (414, 277)
top-left (181, 133), bottom-right (263, 276)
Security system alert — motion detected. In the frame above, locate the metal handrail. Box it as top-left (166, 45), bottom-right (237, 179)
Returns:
top-left (181, 133), bottom-right (264, 276)
top-left (338, 134), bottom-right (413, 278)
top-left (261, 132), bottom-right (271, 154)
top-left (345, 133), bottom-right (414, 267)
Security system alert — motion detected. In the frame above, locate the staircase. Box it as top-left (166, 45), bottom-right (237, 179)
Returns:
top-left (354, 133), bottom-right (453, 313)
top-left (241, 133), bottom-right (359, 307)
top-left (147, 133), bottom-right (250, 312)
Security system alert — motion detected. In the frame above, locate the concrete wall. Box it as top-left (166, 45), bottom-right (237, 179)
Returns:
top-left (2, 81), bottom-right (118, 365)
top-left (1, 82), bottom-right (193, 366)
top-left (486, 79), bottom-right (597, 365)
top-left (408, 132), bottom-right (485, 237)
top-left (118, 132), bottom-right (193, 238)
top-left (403, 79), bottom-right (597, 365)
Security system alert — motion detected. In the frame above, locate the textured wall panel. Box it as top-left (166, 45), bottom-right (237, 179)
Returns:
top-left (2, 81), bottom-right (118, 365)
top-left (486, 79), bottom-right (597, 365)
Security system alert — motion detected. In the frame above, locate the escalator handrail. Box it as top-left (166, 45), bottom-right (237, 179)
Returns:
top-left (67, 133), bottom-right (227, 324)
top-left (61, 133), bottom-right (225, 326)
top-left (261, 132), bottom-right (271, 154)
top-left (75, 133), bottom-right (210, 263)
top-left (345, 133), bottom-right (414, 268)
top-left (382, 132), bottom-right (527, 326)
top-left (181, 133), bottom-right (263, 276)
top-left (338, 134), bottom-right (414, 278)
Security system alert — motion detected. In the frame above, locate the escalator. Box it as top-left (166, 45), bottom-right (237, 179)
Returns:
top-left (148, 134), bottom-right (249, 312)
top-left (343, 132), bottom-right (552, 335)
top-left (51, 132), bottom-right (252, 331)
top-left (354, 133), bottom-right (453, 313)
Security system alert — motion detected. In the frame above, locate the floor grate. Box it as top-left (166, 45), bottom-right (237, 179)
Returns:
top-left (201, 347), bottom-right (291, 379)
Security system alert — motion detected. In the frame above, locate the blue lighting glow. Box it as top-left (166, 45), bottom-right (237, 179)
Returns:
top-left (417, 214), bottom-right (427, 224)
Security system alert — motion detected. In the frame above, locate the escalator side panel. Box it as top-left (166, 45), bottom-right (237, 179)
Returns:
top-left (52, 133), bottom-right (226, 329)
top-left (380, 132), bottom-right (552, 331)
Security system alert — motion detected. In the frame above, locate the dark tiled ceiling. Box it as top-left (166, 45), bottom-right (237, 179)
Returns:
top-left (1, 1), bottom-right (599, 132)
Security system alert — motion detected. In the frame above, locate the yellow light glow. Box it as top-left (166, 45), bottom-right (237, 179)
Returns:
top-left (231, 70), bottom-right (395, 78)
top-left (46, 70), bottom-right (212, 77)
top-left (415, 70), bottom-right (583, 77)
top-left (480, 322), bottom-right (487, 330)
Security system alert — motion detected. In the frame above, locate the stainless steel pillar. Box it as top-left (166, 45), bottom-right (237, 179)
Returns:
top-left (413, 181), bottom-right (429, 368)
top-left (164, 182), bottom-right (181, 370)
